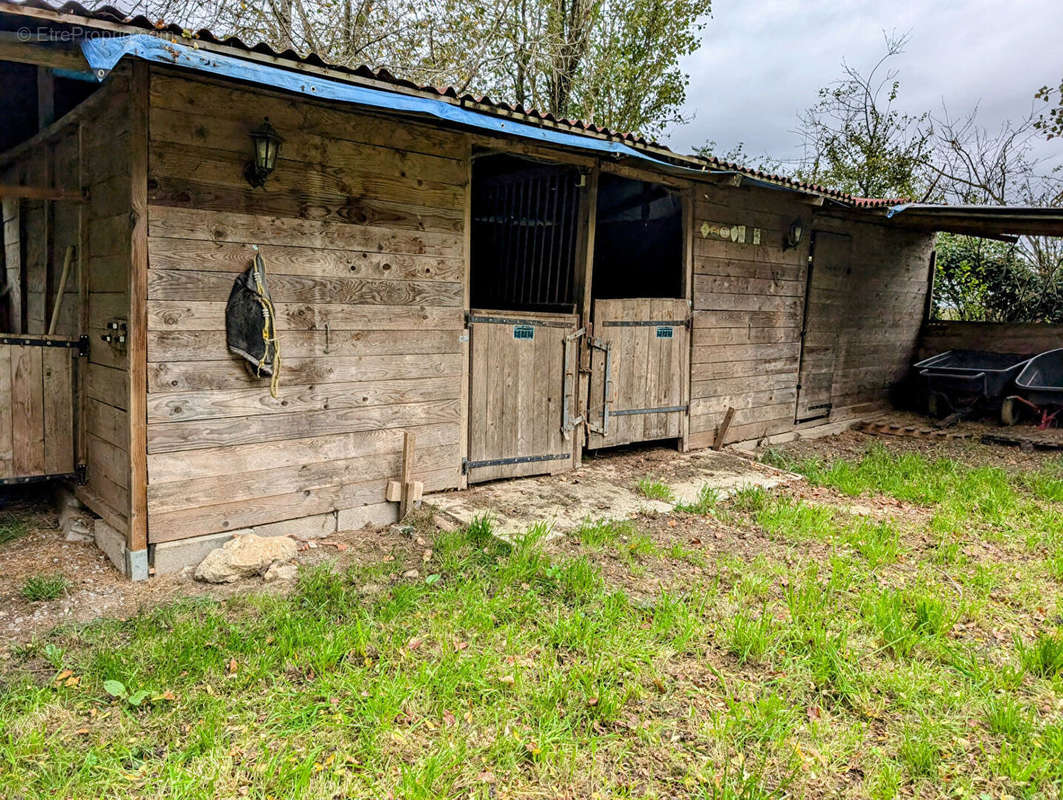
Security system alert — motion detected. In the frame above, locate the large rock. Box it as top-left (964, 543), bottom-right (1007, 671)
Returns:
top-left (194, 533), bottom-right (297, 583)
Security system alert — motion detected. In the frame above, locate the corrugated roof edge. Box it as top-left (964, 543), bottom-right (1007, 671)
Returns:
top-left (1, 0), bottom-right (905, 209)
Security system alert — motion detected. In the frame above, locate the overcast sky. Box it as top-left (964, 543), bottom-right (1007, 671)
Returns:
top-left (665, 0), bottom-right (1063, 170)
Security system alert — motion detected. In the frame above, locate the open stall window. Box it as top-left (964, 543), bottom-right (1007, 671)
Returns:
top-left (592, 173), bottom-right (683, 299)
top-left (470, 153), bottom-right (582, 312)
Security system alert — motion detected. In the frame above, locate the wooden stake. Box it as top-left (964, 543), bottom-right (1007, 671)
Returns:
top-left (47, 245), bottom-right (74, 335)
top-left (713, 406), bottom-right (736, 450)
top-left (399, 430), bottom-right (416, 519)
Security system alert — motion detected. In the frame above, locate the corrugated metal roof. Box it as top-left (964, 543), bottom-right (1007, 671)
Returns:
top-left (885, 204), bottom-right (1063, 237)
top-left (1, 0), bottom-right (905, 208)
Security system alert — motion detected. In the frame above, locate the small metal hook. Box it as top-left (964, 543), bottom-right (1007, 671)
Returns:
top-left (323, 322), bottom-right (331, 354)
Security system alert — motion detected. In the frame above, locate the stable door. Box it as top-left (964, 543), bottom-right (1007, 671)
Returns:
top-left (586, 298), bottom-right (690, 449)
top-left (466, 310), bottom-right (581, 483)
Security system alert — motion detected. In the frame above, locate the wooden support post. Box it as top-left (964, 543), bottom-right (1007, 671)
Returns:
top-left (46, 244), bottom-right (74, 335)
top-left (459, 137), bottom-right (472, 489)
top-left (922, 248), bottom-right (937, 324)
top-left (679, 186), bottom-right (695, 452)
top-left (36, 66), bottom-right (55, 130)
top-left (713, 406), bottom-right (736, 450)
top-left (126, 62), bottom-right (149, 557)
top-left (43, 140), bottom-right (54, 336)
top-left (573, 165), bottom-right (598, 463)
top-left (76, 121), bottom-right (87, 476)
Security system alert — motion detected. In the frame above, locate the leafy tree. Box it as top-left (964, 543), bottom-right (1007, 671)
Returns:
top-left (934, 234), bottom-right (1029, 321)
top-left (1034, 79), bottom-right (1063, 139)
top-left (129, 0), bottom-right (712, 136)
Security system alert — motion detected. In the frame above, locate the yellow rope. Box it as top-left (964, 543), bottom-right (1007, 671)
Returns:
top-left (251, 258), bottom-right (281, 399)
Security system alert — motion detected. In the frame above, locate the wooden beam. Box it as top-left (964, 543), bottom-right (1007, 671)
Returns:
top-left (0, 184), bottom-right (84, 202)
top-left (36, 66), bottom-right (55, 130)
top-left (0, 37), bottom-right (90, 72)
top-left (700, 172), bottom-right (743, 188)
top-left (126, 61), bottom-right (149, 554)
top-left (47, 245), bottom-right (74, 335)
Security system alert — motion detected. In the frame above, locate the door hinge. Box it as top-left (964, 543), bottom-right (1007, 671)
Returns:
top-left (464, 453), bottom-right (571, 474)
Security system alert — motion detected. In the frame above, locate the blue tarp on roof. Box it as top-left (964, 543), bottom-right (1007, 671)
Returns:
top-left (80, 34), bottom-right (693, 172)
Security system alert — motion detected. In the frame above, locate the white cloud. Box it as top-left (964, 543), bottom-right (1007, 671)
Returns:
top-left (666, 0), bottom-right (1063, 171)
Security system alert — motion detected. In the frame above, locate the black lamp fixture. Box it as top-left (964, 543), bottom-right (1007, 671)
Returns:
top-left (245, 117), bottom-right (283, 188)
top-left (784, 218), bottom-right (803, 250)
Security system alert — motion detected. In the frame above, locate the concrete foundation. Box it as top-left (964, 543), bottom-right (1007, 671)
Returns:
top-left (150, 503), bottom-right (397, 576)
top-left (93, 519), bottom-right (149, 581)
top-left (152, 530), bottom-right (241, 576)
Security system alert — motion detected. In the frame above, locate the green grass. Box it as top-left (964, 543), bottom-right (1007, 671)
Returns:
top-left (4, 442), bottom-right (1063, 798)
top-left (754, 497), bottom-right (834, 541)
top-left (0, 512), bottom-right (29, 545)
top-left (574, 517), bottom-right (635, 548)
top-left (19, 572), bottom-right (70, 601)
top-left (1016, 631), bottom-right (1063, 677)
top-left (675, 484), bottom-right (720, 515)
top-left (724, 609), bottom-right (776, 664)
top-left (635, 477), bottom-right (674, 502)
top-left (1, 524), bottom-right (728, 798)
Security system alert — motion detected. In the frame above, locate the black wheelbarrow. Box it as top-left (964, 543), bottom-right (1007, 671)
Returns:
top-left (1002, 348), bottom-right (1063, 427)
top-left (913, 350), bottom-right (1032, 420)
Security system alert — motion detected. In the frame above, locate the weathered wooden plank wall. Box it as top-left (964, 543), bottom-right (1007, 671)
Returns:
top-left (688, 187), bottom-right (935, 448)
top-left (917, 321), bottom-right (1063, 359)
top-left (143, 68), bottom-right (467, 542)
top-left (78, 75), bottom-right (135, 534)
top-left (687, 186), bottom-right (813, 448)
top-left (812, 215), bottom-right (934, 415)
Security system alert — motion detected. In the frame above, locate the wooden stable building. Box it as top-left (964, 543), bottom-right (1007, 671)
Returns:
top-left (2, 2), bottom-right (1058, 578)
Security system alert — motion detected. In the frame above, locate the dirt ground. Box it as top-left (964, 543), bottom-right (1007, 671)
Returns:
top-left (792, 410), bottom-right (1063, 470)
top-left (0, 489), bottom-right (430, 647)
top-left (0, 415), bottom-right (1058, 647)
top-left (430, 444), bottom-right (794, 538)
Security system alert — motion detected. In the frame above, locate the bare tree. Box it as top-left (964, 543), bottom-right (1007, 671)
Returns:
top-left (793, 32), bottom-right (935, 199)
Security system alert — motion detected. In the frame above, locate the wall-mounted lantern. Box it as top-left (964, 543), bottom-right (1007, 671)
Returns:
top-left (245, 118), bottom-right (283, 188)
top-left (784, 219), bottom-right (803, 250)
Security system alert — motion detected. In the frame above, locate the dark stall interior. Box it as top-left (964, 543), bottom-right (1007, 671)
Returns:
top-left (592, 173), bottom-right (683, 299)
top-left (470, 153), bottom-right (583, 313)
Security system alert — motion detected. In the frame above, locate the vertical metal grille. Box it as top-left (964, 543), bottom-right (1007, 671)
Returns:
top-left (471, 162), bottom-right (581, 311)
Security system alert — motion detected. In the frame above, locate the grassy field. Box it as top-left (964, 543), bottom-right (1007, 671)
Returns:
top-left (2, 441), bottom-right (1062, 798)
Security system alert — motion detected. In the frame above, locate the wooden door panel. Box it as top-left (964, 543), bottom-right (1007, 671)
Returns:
top-left (0, 336), bottom-right (79, 482)
top-left (795, 232), bottom-right (852, 422)
top-left (466, 309), bottom-right (577, 483)
top-left (587, 298), bottom-right (690, 449)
